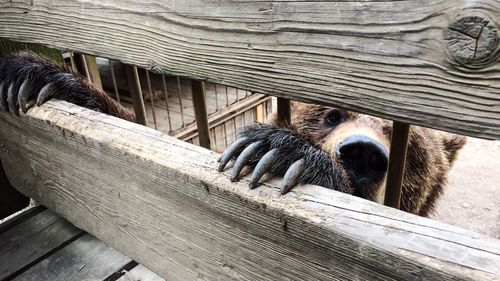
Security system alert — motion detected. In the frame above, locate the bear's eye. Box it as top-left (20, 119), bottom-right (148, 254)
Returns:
top-left (324, 109), bottom-right (345, 127)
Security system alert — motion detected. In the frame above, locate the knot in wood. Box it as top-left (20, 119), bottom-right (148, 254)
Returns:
top-left (446, 16), bottom-right (499, 67)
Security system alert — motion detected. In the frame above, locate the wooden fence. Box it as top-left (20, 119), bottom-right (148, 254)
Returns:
top-left (1, 102), bottom-right (499, 280)
top-left (1, 1), bottom-right (500, 280)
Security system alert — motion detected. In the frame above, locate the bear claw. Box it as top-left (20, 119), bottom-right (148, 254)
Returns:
top-left (249, 148), bottom-right (279, 189)
top-left (230, 141), bottom-right (262, 182)
top-left (36, 82), bottom-right (55, 107)
top-left (0, 81), bottom-right (7, 111)
top-left (18, 80), bottom-right (30, 113)
top-left (0, 78), bottom-right (47, 115)
top-left (280, 158), bottom-right (305, 195)
top-left (218, 124), bottom-right (342, 195)
top-left (218, 137), bottom-right (248, 172)
top-left (7, 83), bottom-right (19, 116)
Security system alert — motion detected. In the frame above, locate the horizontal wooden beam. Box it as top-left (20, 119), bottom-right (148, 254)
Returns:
top-left (0, 102), bottom-right (499, 280)
top-left (0, 1), bottom-right (499, 139)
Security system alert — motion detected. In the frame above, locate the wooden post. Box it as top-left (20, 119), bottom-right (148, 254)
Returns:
top-left (384, 121), bottom-right (410, 209)
top-left (255, 104), bottom-right (264, 123)
top-left (72, 53), bottom-right (90, 79)
top-left (124, 65), bottom-right (148, 126)
top-left (72, 54), bottom-right (103, 90)
top-left (191, 80), bottom-right (211, 149)
top-left (277, 97), bottom-right (291, 125)
top-left (83, 55), bottom-right (103, 90)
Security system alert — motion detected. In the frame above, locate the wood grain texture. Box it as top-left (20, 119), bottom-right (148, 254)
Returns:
top-left (13, 234), bottom-right (132, 281)
top-left (0, 0), bottom-right (499, 139)
top-left (0, 209), bottom-right (83, 280)
top-left (1, 102), bottom-right (499, 281)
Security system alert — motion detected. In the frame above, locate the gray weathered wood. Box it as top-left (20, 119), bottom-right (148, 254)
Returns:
top-left (0, 0), bottom-right (499, 139)
top-left (1, 102), bottom-right (499, 281)
top-left (13, 234), bottom-right (132, 281)
top-left (0, 205), bottom-right (43, 235)
top-left (117, 265), bottom-right (165, 281)
top-left (0, 209), bottom-right (83, 280)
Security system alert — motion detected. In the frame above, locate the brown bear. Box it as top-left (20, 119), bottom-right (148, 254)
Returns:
top-left (0, 52), bottom-right (465, 216)
top-left (218, 102), bottom-right (466, 216)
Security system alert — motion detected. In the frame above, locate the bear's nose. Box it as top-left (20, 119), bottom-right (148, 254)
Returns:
top-left (336, 135), bottom-right (389, 182)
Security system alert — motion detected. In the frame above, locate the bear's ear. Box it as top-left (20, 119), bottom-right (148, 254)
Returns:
top-left (442, 134), bottom-right (466, 164)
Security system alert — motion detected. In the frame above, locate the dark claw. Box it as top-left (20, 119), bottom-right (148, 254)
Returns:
top-left (230, 141), bottom-right (262, 182)
top-left (280, 159), bottom-right (305, 195)
top-left (0, 81), bottom-right (7, 111)
top-left (18, 80), bottom-right (31, 113)
top-left (217, 137), bottom-right (248, 172)
top-left (7, 83), bottom-right (19, 116)
top-left (249, 148), bottom-right (279, 189)
top-left (36, 82), bottom-right (55, 106)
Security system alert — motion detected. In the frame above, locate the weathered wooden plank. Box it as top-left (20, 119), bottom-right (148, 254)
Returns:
top-left (117, 265), bottom-right (165, 281)
top-left (13, 234), bottom-right (132, 281)
top-left (1, 102), bottom-right (499, 281)
top-left (0, 205), bottom-right (43, 235)
top-left (0, 209), bottom-right (83, 280)
top-left (1, 0), bottom-right (499, 139)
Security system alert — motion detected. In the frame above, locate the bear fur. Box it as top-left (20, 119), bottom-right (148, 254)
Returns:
top-left (218, 101), bottom-right (465, 216)
top-left (0, 52), bottom-right (465, 216)
top-left (286, 102), bottom-right (466, 216)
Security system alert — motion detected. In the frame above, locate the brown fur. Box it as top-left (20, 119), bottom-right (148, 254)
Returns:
top-left (0, 52), bottom-right (135, 122)
top-left (78, 77), bottom-right (136, 122)
top-left (271, 102), bottom-right (465, 216)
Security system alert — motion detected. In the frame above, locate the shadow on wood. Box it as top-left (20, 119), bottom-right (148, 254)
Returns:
top-left (0, 161), bottom-right (29, 219)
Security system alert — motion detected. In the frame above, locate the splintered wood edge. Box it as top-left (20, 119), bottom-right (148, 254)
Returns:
top-left (0, 101), bottom-right (499, 280)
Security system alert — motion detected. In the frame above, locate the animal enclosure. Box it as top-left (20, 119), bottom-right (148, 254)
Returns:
top-left (67, 54), bottom-right (273, 152)
top-left (1, 0), bottom-right (500, 280)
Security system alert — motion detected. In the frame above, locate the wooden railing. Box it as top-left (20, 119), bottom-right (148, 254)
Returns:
top-left (1, 102), bottom-right (499, 280)
top-left (1, 1), bottom-right (500, 280)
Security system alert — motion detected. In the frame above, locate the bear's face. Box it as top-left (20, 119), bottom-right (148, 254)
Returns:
top-left (290, 102), bottom-right (465, 215)
top-left (291, 104), bottom-right (392, 203)
top-left (319, 109), bottom-right (391, 203)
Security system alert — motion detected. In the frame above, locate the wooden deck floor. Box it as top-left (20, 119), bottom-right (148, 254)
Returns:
top-left (0, 207), bottom-right (164, 281)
